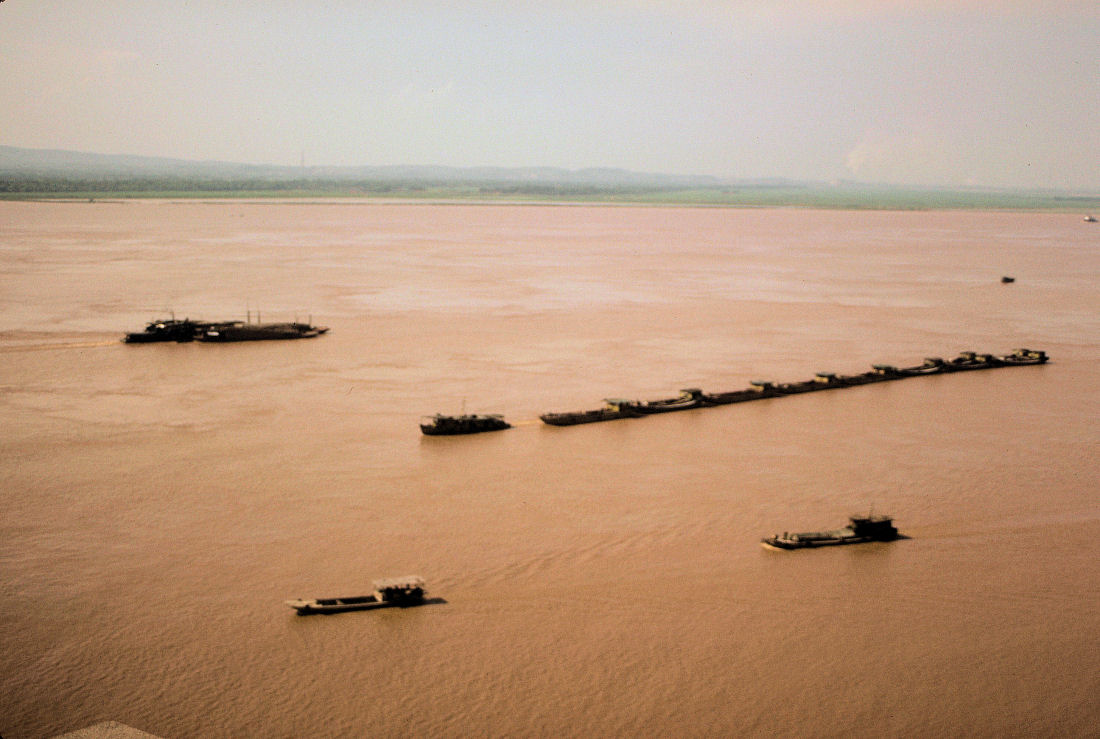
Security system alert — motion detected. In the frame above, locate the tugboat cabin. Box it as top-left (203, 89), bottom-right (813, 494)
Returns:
top-left (373, 576), bottom-right (426, 604)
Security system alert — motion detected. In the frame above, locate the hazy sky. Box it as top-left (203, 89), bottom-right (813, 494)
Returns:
top-left (2, 1), bottom-right (1097, 189)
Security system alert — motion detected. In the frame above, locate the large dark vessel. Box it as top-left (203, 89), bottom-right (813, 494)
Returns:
top-left (198, 321), bottom-right (329, 342)
top-left (761, 514), bottom-right (900, 550)
top-left (286, 576), bottom-right (426, 615)
top-left (420, 413), bottom-right (511, 435)
top-left (123, 318), bottom-right (216, 343)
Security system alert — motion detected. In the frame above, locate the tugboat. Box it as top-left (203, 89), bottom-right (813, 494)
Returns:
top-left (286, 576), bottom-right (426, 615)
top-left (420, 413), bottom-right (511, 435)
top-left (761, 513), bottom-right (900, 550)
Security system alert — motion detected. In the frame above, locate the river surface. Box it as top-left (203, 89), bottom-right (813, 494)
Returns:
top-left (1, 201), bottom-right (1098, 738)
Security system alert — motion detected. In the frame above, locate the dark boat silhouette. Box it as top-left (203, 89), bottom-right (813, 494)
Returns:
top-left (761, 514), bottom-right (900, 550)
top-left (420, 413), bottom-right (511, 435)
top-left (123, 317), bottom-right (219, 343)
top-left (198, 321), bottom-right (328, 341)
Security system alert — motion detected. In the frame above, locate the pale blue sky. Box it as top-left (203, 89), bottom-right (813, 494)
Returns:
top-left (2, 1), bottom-right (1097, 189)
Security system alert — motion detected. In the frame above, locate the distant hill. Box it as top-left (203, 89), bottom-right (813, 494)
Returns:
top-left (1, 145), bottom-right (1096, 210)
top-left (0, 145), bottom-right (728, 188)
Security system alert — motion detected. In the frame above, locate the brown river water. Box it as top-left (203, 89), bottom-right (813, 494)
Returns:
top-left (1, 201), bottom-right (1097, 738)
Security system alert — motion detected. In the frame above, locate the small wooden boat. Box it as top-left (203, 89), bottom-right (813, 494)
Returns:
top-left (286, 576), bottom-right (426, 615)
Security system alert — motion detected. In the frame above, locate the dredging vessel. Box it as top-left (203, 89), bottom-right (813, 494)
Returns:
top-left (761, 514), bottom-right (900, 550)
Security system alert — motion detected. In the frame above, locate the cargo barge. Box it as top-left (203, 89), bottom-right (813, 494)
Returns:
top-left (198, 321), bottom-right (328, 341)
top-left (540, 399), bottom-right (645, 426)
top-left (286, 576), bottom-right (426, 615)
top-left (761, 515), bottom-right (900, 550)
top-left (125, 315), bottom-right (328, 343)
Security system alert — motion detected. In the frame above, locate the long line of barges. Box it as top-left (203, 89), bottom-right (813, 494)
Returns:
top-left (537, 348), bottom-right (1049, 426)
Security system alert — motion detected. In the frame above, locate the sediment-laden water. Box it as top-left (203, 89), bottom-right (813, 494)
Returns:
top-left (1, 201), bottom-right (1097, 737)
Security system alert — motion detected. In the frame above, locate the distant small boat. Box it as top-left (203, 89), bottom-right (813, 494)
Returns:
top-left (1084, 215), bottom-right (1097, 223)
top-left (1001, 276), bottom-right (1015, 283)
top-left (761, 514), bottom-right (900, 550)
top-left (286, 576), bottom-right (426, 615)
top-left (420, 413), bottom-right (510, 435)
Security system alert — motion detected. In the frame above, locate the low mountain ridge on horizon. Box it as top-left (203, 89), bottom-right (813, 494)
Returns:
top-left (0, 144), bottom-right (743, 187)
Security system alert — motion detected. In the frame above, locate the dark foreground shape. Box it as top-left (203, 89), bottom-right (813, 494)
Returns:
top-left (286, 576), bottom-right (427, 615)
top-left (123, 318), bottom-right (219, 343)
top-left (198, 321), bottom-right (329, 341)
top-left (420, 413), bottom-right (511, 435)
top-left (761, 515), bottom-right (900, 550)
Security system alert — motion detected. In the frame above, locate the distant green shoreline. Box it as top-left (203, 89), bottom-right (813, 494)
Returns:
top-left (2, 183), bottom-right (1098, 211)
